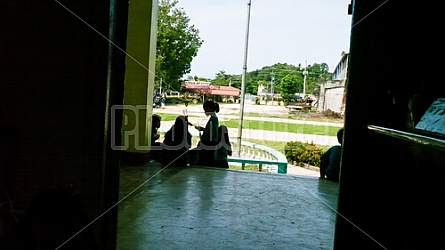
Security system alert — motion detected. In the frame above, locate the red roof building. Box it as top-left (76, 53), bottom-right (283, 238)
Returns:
top-left (182, 84), bottom-right (240, 97)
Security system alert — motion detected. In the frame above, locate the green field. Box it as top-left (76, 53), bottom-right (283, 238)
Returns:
top-left (156, 112), bottom-right (340, 136)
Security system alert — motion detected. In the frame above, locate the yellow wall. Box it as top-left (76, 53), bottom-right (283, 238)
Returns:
top-left (122, 0), bottom-right (158, 153)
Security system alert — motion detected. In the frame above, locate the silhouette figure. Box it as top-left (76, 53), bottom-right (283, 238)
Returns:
top-left (161, 115), bottom-right (192, 167)
top-left (194, 100), bottom-right (219, 166)
top-left (214, 125), bottom-right (232, 168)
top-left (150, 114), bottom-right (162, 160)
top-left (320, 128), bottom-right (344, 181)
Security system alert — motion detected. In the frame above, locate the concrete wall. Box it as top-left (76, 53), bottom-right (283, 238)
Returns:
top-left (317, 80), bottom-right (345, 114)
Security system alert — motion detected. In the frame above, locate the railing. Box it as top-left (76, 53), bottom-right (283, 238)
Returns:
top-left (228, 140), bottom-right (288, 174)
top-left (367, 125), bottom-right (445, 151)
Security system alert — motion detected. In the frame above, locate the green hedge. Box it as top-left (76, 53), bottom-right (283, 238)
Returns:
top-left (284, 141), bottom-right (323, 167)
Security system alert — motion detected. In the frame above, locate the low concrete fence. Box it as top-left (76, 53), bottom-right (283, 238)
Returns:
top-left (229, 140), bottom-right (288, 174)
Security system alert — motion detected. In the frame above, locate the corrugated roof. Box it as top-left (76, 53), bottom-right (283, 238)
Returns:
top-left (211, 89), bottom-right (240, 97)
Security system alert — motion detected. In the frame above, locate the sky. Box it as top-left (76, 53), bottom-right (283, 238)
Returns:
top-left (176, 0), bottom-right (352, 80)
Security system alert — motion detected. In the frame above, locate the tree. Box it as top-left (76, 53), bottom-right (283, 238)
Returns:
top-left (305, 63), bottom-right (331, 95)
top-left (156, 0), bottom-right (203, 91)
top-left (248, 63), bottom-right (304, 95)
top-left (211, 70), bottom-right (230, 86)
top-left (280, 74), bottom-right (302, 102)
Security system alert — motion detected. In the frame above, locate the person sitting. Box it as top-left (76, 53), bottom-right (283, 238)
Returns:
top-left (161, 115), bottom-right (192, 167)
top-left (214, 125), bottom-right (232, 168)
top-left (150, 114), bottom-right (162, 160)
top-left (320, 128), bottom-right (344, 181)
top-left (193, 99), bottom-right (219, 166)
top-left (151, 114), bottom-right (162, 146)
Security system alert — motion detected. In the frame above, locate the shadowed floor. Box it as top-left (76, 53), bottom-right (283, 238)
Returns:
top-left (117, 161), bottom-right (339, 249)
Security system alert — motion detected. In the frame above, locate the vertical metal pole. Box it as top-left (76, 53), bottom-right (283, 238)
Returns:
top-left (237, 0), bottom-right (252, 157)
top-left (303, 60), bottom-right (307, 95)
top-left (270, 71), bottom-right (275, 105)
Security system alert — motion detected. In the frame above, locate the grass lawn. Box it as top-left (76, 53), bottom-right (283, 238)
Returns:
top-left (156, 113), bottom-right (340, 136)
top-left (219, 119), bottom-right (339, 136)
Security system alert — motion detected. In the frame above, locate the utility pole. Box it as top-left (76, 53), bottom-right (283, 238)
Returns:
top-left (237, 0), bottom-right (252, 157)
top-left (270, 70), bottom-right (275, 105)
top-left (303, 60), bottom-right (308, 95)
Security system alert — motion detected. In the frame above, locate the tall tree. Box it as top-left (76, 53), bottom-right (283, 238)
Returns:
top-left (305, 63), bottom-right (331, 95)
top-left (156, 0), bottom-right (203, 91)
top-left (280, 74), bottom-right (302, 102)
top-left (211, 70), bottom-right (230, 86)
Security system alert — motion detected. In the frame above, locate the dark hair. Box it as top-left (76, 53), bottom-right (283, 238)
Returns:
top-left (337, 128), bottom-right (344, 144)
top-left (214, 102), bottom-right (220, 113)
top-left (203, 99), bottom-right (219, 113)
top-left (152, 114), bottom-right (161, 122)
top-left (174, 116), bottom-right (186, 143)
top-left (164, 115), bottom-right (189, 147)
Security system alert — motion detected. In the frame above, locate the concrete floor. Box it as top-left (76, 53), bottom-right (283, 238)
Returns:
top-left (117, 161), bottom-right (339, 250)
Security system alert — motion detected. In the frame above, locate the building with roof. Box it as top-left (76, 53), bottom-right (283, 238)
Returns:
top-left (317, 52), bottom-right (348, 114)
top-left (181, 82), bottom-right (241, 103)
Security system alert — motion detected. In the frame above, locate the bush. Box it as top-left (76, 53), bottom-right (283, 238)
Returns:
top-left (322, 109), bottom-right (343, 119)
top-left (284, 141), bottom-right (323, 167)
